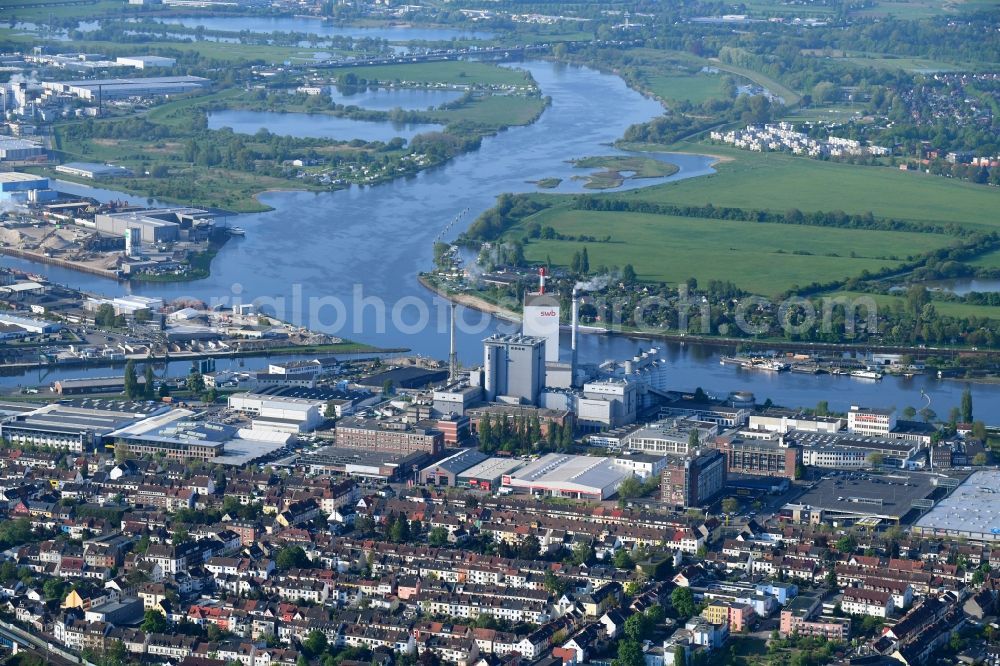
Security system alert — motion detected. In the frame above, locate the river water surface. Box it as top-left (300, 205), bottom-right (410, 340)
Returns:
top-left (5, 60), bottom-right (999, 415)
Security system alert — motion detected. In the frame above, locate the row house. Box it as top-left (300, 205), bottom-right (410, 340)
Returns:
top-left (841, 588), bottom-right (895, 618)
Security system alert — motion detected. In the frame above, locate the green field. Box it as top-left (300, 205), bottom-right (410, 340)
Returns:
top-left (424, 94), bottom-right (547, 128)
top-left (0, 0), bottom-right (123, 20)
top-left (830, 291), bottom-right (1000, 319)
top-left (645, 72), bottom-right (729, 104)
top-left (622, 144), bottom-right (1000, 230)
top-left (969, 248), bottom-right (1000, 269)
top-left (333, 61), bottom-right (536, 86)
top-left (0, 28), bottom-right (333, 64)
top-left (511, 208), bottom-right (954, 294)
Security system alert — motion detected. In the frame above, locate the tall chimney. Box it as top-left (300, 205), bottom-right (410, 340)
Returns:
top-left (538, 266), bottom-right (546, 295)
top-left (571, 287), bottom-right (579, 383)
top-left (448, 302), bottom-right (458, 381)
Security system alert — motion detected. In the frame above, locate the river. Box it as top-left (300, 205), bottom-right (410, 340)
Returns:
top-left (4, 59), bottom-right (999, 416)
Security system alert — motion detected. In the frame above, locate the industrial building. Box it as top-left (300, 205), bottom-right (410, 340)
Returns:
top-left (228, 392), bottom-right (326, 434)
top-left (622, 418), bottom-right (718, 455)
top-left (0, 401), bottom-right (166, 453)
top-left (501, 453), bottom-right (633, 500)
top-left (748, 409), bottom-right (846, 434)
top-left (660, 449), bottom-right (727, 509)
top-left (0, 172), bottom-right (49, 201)
top-left (42, 75), bottom-right (209, 101)
top-left (482, 334), bottom-right (546, 404)
top-left (55, 162), bottom-right (133, 179)
top-left (714, 434), bottom-right (802, 480)
top-left (789, 431), bottom-right (922, 469)
top-left (658, 394), bottom-right (752, 427)
top-left (303, 446), bottom-right (430, 482)
top-left (780, 471), bottom-right (942, 526)
top-left (418, 448), bottom-right (490, 486)
top-left (848, 406), bottom-right (897, 437)
top-left (912, 470), bottom-right (1000, 542)
top-left (115, 56), bottom-right (177, 69)
top-left (106, 409), bottom-right (290, 462)
top-left (335, 416), bottom-right (444, 456)
top-left (456, 456), bottom-right (526, 492)
top-left (356, 366), bottom-right (449, 390)
top-left (433, 384), bottom-right (484, 417)
top-left (0, 136), bottom-right (45, 161)
top-left (53, 376), bottom-right (143, 396)
top-left (576, 379), bottom-right (637, 431)
top-left (94, 208), bottom-right (216, 244)
top-left (521, 270), bottom-right (560, 364)
top-left (0, 311), bottom-right (62, 334)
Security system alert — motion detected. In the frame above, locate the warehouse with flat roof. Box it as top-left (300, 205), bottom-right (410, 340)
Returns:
top-left (501, 453), bottom-right (632, 500)
top-left (419, 448), bottom-right (489, 486)
top-left (913, 470), bottom-right (1000, 542)
top-left (43, 75), bottom-right (209, 100)
top-left (0, 402), bottom-right (167, 453)
top-left (457, 456), bottom-right (526, 492)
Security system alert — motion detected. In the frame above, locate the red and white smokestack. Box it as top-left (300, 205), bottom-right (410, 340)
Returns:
top-left (538, 266), bottom-right (546, 295)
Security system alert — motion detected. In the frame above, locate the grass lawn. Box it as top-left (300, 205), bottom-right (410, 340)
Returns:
top-left (333, 61), bottom-right (536, 86)
top-left (511, 208), bottom-right (954, 294)
top-left (1, 0), bottom-right (123, 21)
top-left (969, 248), bottom-right (1000, 269)
top-left (424, 94), bottom-right (547, 128)
top-left (830, 291), bottom-right (1000, 319)
top-left (0, 28), bottom-right (331, 64)
top-left (645, 72), bottom-right (729, 104)
top-left (622, 143), bottom-right (1000, 231)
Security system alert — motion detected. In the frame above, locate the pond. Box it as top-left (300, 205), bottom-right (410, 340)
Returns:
top-left (207, 109), bottom-right (442, 142)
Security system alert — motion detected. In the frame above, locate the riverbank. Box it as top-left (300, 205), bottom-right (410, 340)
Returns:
top-left (0, 341), bottom-right (408, 375)
top-left (420, 273), bottom-right (999, 363)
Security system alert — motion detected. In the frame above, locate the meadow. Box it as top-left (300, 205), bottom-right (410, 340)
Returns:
top-left (621, 144), bottom-right (1000, 231)
top-left (510, 208), bottom-right (955, 295)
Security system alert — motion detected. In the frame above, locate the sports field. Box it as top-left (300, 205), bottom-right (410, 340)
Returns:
top-left (512, 208), bottom-right (955, 294)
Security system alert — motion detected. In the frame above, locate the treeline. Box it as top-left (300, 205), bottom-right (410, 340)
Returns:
top-left (477, 411), bottom-right (575, 455)
top-left (463, 192), bottom-right (546, 241)
top-left (574, 196), bottom-right (965, 237)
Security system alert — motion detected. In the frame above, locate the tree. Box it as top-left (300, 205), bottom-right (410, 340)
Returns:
top-left (543, 570), bottom-right (567, 596)
top-left (303, 630), bottom-right (328, 657)
top-left (141, 608), bottom-right (167, 633)
top-left (572, 540), bottom-right (592, 566)
top-left (902, 406), bottom-right (917, 419)
top-left (617, 475), bottom-right (645, 500)
top-left (961, 388), bottom-right (973, 423)
top-left (518, 534), bottom-right (541, 559)
top-left (693, 387), bottom-right (708, 402)
top-left (275, 545), bottom-right (310, 570)
top-left (614, 549), bottom-right (635, 570)
top-left (721, 498), bottom-right (740, 514)
top-left (382, 379), bottom-right (394, 396)
top-left (671, 587), bottom-right (695, 619)
top-left (428, 526), bottom-right (450, 547)
top-left (124, 359), bottom-right (139, 399)
top-left (95, 303), bottom-right (116, 328)
top-left (580, 247), bottom-right (589, 274)
top-left (622, 264), bottom-right (637, 284)
top-left (389, 515), bottom-right (411, 543)
top-left (835, 534), bottom-right (857, 554)
top-left (867, 452), bottom-right (885, 469)
top-left (973, 452), bottom-right (988, 466)
top-left (624, 613), bottom-right (652, 642)
top-left (186, 372), bottom-right (205, 394)
top-left (972, 421), bottom-right (987, 441)
top-left (324, 401), bottom-right (338, 419)
top-left (114, 441), bottom-right (130, 464)
top-left (688, 429), bottom-right (700, 449)
top-left (613, 640), bottom-right (645, 666)
top-left (815, 400), bottom-right (829, 416)
top-left (144, 365), bottom-right (155, 400)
